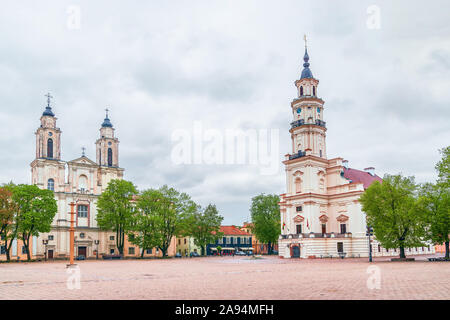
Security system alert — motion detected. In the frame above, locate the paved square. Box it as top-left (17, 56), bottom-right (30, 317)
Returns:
top-left (0, 256), bottom-right (449, 300)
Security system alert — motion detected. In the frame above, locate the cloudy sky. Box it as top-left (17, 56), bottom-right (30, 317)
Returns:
top-left (0, 0), bottom-right (449, 224)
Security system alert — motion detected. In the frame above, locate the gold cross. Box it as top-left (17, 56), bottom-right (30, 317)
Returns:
top-left (304, 34), bottom-right (307, 48)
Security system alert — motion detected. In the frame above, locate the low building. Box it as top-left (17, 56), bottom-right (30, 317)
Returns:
top-left (206, 226), bottom-right (252, 255)
top-left (0, 237), bottom-right (35, 261)
top-left (123, 235), bottom-right (176, 258)
top-left (176, 236), bottom-right (201, 256)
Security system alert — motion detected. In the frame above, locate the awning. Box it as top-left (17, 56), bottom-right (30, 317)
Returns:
top-left (241, 247), bottom-right (253, 251)
top-left (222, 247), bottom-right (235, 250)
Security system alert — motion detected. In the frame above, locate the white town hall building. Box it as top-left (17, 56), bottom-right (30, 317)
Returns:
top-left (278, 44), bottom-right (435, 259)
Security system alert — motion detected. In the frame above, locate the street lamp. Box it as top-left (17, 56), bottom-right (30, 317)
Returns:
top-left (94, 240), bottom-right (100, 260)
top-left (42, 239), bottom-right (49, 261)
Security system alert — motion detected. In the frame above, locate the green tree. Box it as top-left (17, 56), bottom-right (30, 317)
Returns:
top-left (419, 183), bottom-right (450, 259)
top-left (436, 146), bottom-right (450, 188)
top-left (185, 204), bottom-right (223, 256)
top-left (0, 186), bottom-right (17, 261)
top-left (360, 174), bottom-right (427, 259)
top-left (130, 189), bottom-right (164, 257)
top-left (96, 179), bottom-right (137, 255)
top-left (149, 185), bottom-right (197, 257)
top-left (13, 184), bottom-right (57, 261)
top-left (250, 193), bottom-right (281, 255)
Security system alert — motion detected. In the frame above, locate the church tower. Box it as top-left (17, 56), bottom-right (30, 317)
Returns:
top-left (95, 109), bottom-right (119, 167)
top-left (290, 42), bottom-right (327, 159)
top-left (31, 93), bottom-right (65, 191)
top-left (35, 93), bottom-right (62, 160)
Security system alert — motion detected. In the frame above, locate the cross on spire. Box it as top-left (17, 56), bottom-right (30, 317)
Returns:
top-left (105, 108), bottom-right (109, 118)
top-left (45, 92), bottom-right (53, 108)
top-left (304, 34), bottom-right (307, 49)
top-left (82, 147), bottom-right (86, 157)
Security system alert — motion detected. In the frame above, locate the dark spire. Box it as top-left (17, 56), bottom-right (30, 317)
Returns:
top-left (300, 35), bottom-right (313, 79)
top-left (42, 92), bottom-right (55, 117)
top-left (101, 108), bottom-right (113, 128)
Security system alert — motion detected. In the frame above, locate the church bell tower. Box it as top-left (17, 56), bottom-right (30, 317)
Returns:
top-left (35, 93), bottom-right (62, 160)
top-left (95, 109), bottom-right (119, 167)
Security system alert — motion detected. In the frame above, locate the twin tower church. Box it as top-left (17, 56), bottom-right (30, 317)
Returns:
top-left (28, 44), bottom-right (433, 260)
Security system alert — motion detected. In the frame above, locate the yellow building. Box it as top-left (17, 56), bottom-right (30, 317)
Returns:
top-left (0, 237), bottom-right (35, 261)
top-left (176, 236), bottom-right (201, 256)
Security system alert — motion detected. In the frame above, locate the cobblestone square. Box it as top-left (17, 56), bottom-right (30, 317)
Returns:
top-left (0, 255), bottom-right (449, 300)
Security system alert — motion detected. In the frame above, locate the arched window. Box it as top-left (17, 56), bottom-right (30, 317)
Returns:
top-left (300, 86), bottom-right (303, 96)
top-left (47, 178), bottom-right (54, 191)
top-left (47, 138), bottom-right (53, 158)
top-left (313, 86), bottom-right (316, 96)
top-left (107, 148), bottom-right (113, 167)
top-left (79, 175), bottom-right (88, 192)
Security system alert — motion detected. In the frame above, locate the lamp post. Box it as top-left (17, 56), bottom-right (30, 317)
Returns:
top-left (42, 239), bottom-right (49, 261)
top-left (94, 240), bottom-right (100, 260)
top-left (67, 202), bottom-right (76, 267)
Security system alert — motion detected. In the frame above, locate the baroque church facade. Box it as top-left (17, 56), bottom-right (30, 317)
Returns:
top-left (31, 101), bottom-right (124, 259)
top-left (278, 45), bottom-right (435, 258)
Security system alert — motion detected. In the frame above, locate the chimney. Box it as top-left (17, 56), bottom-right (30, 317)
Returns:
top-left (364, 167), bottom-right (375, 176)
top-left (342, 160), bottom-right (349, 169)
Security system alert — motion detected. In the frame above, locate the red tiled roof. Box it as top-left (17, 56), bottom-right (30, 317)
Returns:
top-left (217, 225), bottom-right (251, 236)
top-left (343, 168), bottom-right (382, 189)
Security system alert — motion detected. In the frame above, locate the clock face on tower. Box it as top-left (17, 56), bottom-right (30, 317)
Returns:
top-left (296, 108), bottom-right (301, 114)
top-left (317, 107), bottom-right (320, 113)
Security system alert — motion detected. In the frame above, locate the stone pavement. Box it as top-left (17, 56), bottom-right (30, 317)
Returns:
top-left (0, 255), bottom-right (448, 300)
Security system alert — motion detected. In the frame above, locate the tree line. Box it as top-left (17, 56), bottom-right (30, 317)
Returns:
top-left (96, 181), bottom-right (224, 257)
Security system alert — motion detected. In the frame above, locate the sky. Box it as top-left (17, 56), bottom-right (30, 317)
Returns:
top-left (0, 0), bottom-right (449, 225)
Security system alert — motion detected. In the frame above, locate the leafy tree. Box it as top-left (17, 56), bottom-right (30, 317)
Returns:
top-left (147, 185), bottom-right (197, 257)
top-left (419, 183), bottom-right (450, 259)
top-left (360, 174), bottom-right (427, 259)
top-left (130, 189), bottom-right (164, 257)
top-left (185, 204), bottom-right (223, 256)
top-left (0, 186), bottom-right (17, 261)
top-left (13, 184), bottom-right (57, 261)
top-left (250, 193), bottom-right (281, 254)
top-left (96, 179), bottom-right (138, 255)
top-left (436, 146), bottom-right (450, 188)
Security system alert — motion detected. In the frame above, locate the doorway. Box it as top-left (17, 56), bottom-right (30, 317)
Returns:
top-left (47, 249), bottom-right (54, 259)
top-left (292, 246), bottom-right (300, 258)
top-left (78, 246), bottom-right (87, 258)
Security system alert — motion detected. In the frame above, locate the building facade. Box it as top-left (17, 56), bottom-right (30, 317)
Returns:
top-left (206, 226), bottom-right (252, 255)
top-left (278, 45), bottom-right (434, 259)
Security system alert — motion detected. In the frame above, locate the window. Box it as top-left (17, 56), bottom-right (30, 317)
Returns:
top-left (320, 150), bottom-right (322, 157)
top-left (230, 237), bottom-right (234, 245)
top-left (178, 239), bottom-right (181, 245)
top-left (321, 224), bottom-right (326, 234)
top-left (77, 205), bottom-right (88, 218)
top-left (296, 224), bottom-right (302, 234)
top-left (48, 235), bottom-right (54, 241)
top-left (47, 178), bottom-right (54, 191)
top-left (184, 238), bottom-right (187, 245)
top-left (79, 175), bottom-right (87, 192)
top-left (110, 249), bottom-right (115, 254)
top-left (47, 138), bottom-right (53, 158)
top-left (296, 206), bottom-right (302, 212)
top-left (146, 249), bottom-right (152, 254)
top-left (128, 247), bottom-right (135, 255)
top-left (378, 245), bottom-right (381, 253)
top-left (110, 236), bottom-right (115, 241)
top-left (300, 86), bottom-right (303, 96)
top-left (313, 86), bottom-right (316, 96)
top-left (340, 223), bottom-right (347, 234)
top-left (108, 148), bottom-right (113, 167)
top-left (223, 237), bottom-right (226, 244)
top-left (79, 233), bottom-right (85, 239)
top-left (22, 246), bottom-right (27, 254)
top-left (237, 237), bottom-right (240, 244)
top-left (337, 242), bottom-right (344, 253)
top-left (0, 245), bottom-right (5, 255)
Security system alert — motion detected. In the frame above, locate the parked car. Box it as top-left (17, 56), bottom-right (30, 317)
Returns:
top-left (76, 255), bottom-right (85, 260)
top-left (190, 251), bottom-right (200, 257)
top-left (175, 252), bottom-right (182, 258)
top-left (246, 251), bottom-right (254, 256)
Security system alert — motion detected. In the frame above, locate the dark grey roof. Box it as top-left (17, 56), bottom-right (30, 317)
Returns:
top-left (300, 48), bottom-right (313, 79)
top-left (42, 106), bottom-right (55, 117)
top-left (102, 116), bottom-right (113, 128)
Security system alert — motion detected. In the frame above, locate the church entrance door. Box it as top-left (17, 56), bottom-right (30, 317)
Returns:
top-left (78, 246), bottom-right (87, 258)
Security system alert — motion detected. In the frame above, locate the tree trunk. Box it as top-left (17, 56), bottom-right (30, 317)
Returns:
top-left (268, 241), bottom-right (272, 255)
top-left (24, 234), bottom-right (31, 261)
top-left (201, 245), bottom-right (205, 256)
top-left (445, 241), bottom-right (449, 260)
top-left (399, 246), bottom-right (406, 259)
top-left (161, 247), bottom-right (167, 257)
top-left (141, 248), bottom-right (145, 258)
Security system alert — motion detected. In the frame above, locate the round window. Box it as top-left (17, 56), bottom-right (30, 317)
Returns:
top-left (296, 108), bottom-right (301, 114)
top-left (108, 142), bottom-right (112, 146)
top-left (48, 132), bottom-right (53, 136)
